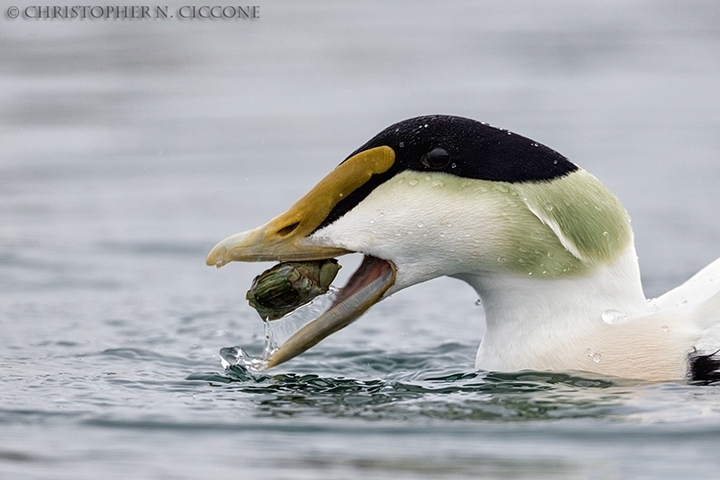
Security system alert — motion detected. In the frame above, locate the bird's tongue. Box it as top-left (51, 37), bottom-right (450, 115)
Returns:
top-left (264, 255), bottom-right (396, 369)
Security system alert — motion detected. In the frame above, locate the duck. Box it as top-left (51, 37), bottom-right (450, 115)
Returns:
top-left (206, 115), bottom-right (720, 382)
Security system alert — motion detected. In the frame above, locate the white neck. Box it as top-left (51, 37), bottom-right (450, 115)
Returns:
top-left (455, 245), bottom-right (651, 372)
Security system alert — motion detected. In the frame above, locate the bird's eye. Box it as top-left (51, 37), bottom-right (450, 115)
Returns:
top-left (421, 148), bottom-right (451, 169)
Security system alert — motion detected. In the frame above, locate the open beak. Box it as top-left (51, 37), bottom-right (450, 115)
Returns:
top-left (265, 255), bottom-right (395, 369)
top-left (206, 146), bottom-right (397, 368)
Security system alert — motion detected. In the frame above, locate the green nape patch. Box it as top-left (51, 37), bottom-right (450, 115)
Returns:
top-left (514, 169), bottom-right (632, 265)
top-left (384, 169), bottom-right (631, 279)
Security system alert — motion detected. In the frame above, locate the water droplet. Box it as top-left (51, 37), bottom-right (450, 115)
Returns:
top-left (417, 222), bottom-right (424, 228)
top-left (399, 142), bottom-right (405, 148)
top-left (498, 257), bottom-right (507, 262)
top-left (379, 211), bottom-right (384, 217)
top-left (446, 223), bottom-right (453, 227)
top-left (409, 179), bottom-right (418, 186)
top-left (602, 309), bottom-right (627, 325)
top-left (474, 299), bottom-right (482, 306)
top-left (593, 353), bottom-right (602, 363)
top-left (661, 325), bottom-right (669, 332)
top-left (553, 160), bottom-right (558, 165)
top-left (369, 219), bottom-right (375, 224)
top-left (528, 272), bottom-right (533, 276)
top-left (451, 163), bottom-right (457, 169)
top-left (586, 348), bottom-right (593, 357)
top-left (603, 231), bottom-right (610, 238)
top-left (678, 299), bottom-right (688, 307)
top-left (544, 203), bottom-right (554, 211)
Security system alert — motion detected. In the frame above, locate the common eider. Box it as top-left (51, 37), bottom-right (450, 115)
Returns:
top-left (207, 115), bottom-right (720, 382)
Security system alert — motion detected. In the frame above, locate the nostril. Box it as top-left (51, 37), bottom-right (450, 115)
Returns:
top-left (277, 222), bottom-right (300, 237)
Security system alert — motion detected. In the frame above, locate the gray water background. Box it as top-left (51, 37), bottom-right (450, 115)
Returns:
top-left (2, 1), bottom-right (720, 478)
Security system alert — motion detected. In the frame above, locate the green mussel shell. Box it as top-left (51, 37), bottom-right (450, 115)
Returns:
top-left (246, 259), bottom-right (341, 320)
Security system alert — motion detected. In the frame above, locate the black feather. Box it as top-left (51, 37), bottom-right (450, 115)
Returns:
top-left (689, 349), bottom-right (720, 384)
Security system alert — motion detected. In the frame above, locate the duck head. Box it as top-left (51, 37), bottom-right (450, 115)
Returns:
top-left (207, 115), bottom-right (641, 369)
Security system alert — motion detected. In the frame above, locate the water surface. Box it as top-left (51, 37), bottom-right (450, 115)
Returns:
top-left (2, 1), bottom-right (720, 478)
